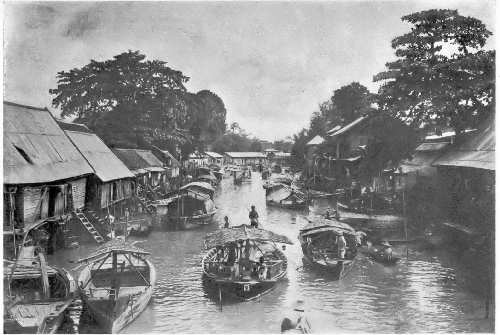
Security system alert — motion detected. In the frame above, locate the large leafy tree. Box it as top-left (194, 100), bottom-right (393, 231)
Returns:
top-left (319, 82), bottom-right (375, 128)
top-left (50, 50), bottom-right (227, 152)
top-left (374, 10), bottom-right (494, 136)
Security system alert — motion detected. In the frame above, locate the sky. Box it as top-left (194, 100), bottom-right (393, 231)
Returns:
top-left (4, 1), bottom-right (495, 141)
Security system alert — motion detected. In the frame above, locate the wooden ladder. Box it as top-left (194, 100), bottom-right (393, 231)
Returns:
top-left (74, 211), bottom-right (104, 244)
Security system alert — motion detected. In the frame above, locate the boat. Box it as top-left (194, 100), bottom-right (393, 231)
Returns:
top-left (361, 247), bottom-right (400, 266)
top-left (180, 181), bottom-right (215, 199)
top-left (202, 224), bottom-right (292, 301)
top-left (153, 189), bottom-right (216, 229)
top-left (228, 166), bottom-right (244, 184)
top-left (336, 201), bottom-right (404, 225)
top-left (241, 166), bottom-right (252, 182)
top-left (4, 246), bottom-right (76, 334)
top-left (298, 217), bottom-right (358, 279)
top-left (197, 174), bottom-right (218, 187)
top-left (266, 183), bottom-right (308, 210)
top-left (77, 240), bottom-right (156, 333)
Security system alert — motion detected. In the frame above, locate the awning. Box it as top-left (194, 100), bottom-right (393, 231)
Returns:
top-left (300, 217), bottom-right (356, 236)
top-left (204, 225), bottom-right (293, 248)
top-left (145, 167), bottom-right (165, 172)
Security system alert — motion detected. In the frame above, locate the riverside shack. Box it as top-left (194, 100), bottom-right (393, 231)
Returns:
top-left (3, 102), bottom-right (93, 257)
top-left (113, 148), bottom-right (167, 198)
top-left (61, 124), bottom-right (135, 241)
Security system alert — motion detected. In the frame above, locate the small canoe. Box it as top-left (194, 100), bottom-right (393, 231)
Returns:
top-left (78, 240), bottom-right (156, 333)
top-left (4, 247), bottom-right (76, 334)
top-left (361, 249), bottom-right (401, 266)
top-left (337, 202), bottom-right (404, 224)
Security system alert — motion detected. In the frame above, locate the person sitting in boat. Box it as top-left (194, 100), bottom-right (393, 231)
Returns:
top-left (249, 206), bottom-right (259, 228)
top-left (337, 232), bottom-right (347, 259)
top-left (378, 241), bottom-right (393, 261)
top-left (325, 208), bottom-right (332, 219)
top-left (224, 216), bottom-right (230, 228)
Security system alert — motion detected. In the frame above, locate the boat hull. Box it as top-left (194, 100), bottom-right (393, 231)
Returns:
top-left (301, 254), bottom-right (355, 279)
top-left (79, 259), bottom-right (156, 333)
top-left (165, 211), bottom-right (216, 229)
top-left (201, 247), bottom-right (287, 301)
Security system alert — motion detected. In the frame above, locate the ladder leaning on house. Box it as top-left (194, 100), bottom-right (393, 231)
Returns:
top-left (74, 210), bottom-right (105, 244)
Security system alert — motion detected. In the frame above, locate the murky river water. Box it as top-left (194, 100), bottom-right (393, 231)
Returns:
top-left (50, 173), bottom-right (493, 333)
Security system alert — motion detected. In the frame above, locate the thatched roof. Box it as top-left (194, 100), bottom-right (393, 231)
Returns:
top-left (300, 217), bottom-right (356, 237)
top-left (204, 224), bottom-right (293, 248)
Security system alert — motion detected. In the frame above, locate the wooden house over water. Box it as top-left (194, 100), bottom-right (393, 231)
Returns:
top-left (113, 148), bottom-right (167, 199)
top-left (151, 146), bottom-right (181, 181)
top-left (59, 124), bottom-right (136, 241)
top-left (3, 102), bottom-right (94, 257)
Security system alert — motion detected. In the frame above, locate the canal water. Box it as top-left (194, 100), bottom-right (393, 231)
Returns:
top-left (50, 172), bottom-right (493, 333)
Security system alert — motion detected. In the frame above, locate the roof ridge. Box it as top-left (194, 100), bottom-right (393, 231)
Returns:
top-left (4, 101), bottom-right (48, 111)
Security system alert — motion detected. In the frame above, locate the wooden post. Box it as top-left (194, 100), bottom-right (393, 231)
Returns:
top-left (219, 286), bottom-right (223, 311)
top-left (403, 190), bottom-right (408, 259)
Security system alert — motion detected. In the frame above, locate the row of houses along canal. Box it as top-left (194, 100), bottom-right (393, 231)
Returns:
top-left (4, 101), bottom-right (494, 333)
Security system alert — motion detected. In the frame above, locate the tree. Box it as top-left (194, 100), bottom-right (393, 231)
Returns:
top-left (319, 82), bottom-right (375, 128)
top-left (374, 10), bottom-right (494, 136)
top-left (51, 50), bottom-right (205, 151)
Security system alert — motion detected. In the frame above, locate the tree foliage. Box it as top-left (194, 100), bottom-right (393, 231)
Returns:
top-left (50, 50), bottom-right (227, 152)
top-left (374, 9), bottom-right (494, 135)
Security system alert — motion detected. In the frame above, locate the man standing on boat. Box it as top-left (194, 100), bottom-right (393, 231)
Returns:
top-left (249, 205), bottom-right (259, 228)
top-left (337, 232), bottom-right (347, 259)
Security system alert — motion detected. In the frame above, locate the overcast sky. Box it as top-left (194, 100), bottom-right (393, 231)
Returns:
top-left (4, 1), bottom-right (495, 141)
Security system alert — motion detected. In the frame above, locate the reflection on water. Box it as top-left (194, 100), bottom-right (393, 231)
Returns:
top-left (50, 173), bottom-right (493, 333)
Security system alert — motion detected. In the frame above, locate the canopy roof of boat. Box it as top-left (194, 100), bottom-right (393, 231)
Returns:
top-left (300, 217), bottom-right (356, 236)
top-left (204, 224), bottom-right (293, 248)
top-left (181, 181), bottom-right (215, 192)
top-left (198, 174), bottom-right (217, 181)
top-left (78, 240), bottom-right (150, 263)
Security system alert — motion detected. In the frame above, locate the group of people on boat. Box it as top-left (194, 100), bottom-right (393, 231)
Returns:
top-left (212, 238), bottom-right (271, 281)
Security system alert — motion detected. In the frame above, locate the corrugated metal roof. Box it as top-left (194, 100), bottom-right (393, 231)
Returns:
top-left (57, 121), bottom-right (91, 133)
top-left (204, 151), bottom-right (223, 158)
top-left (224, 152), bottom-right (267, 158)
top-left (65, 131), bottom-right (134, 182)
top-left (4, 101), bottom-right (93, 184)
top-left (328, 115), bottom-right (369, 138)
top-left (150, 146), bottom-right (181, 167)
top-left (306, 135), bottom-right (324, 146)
top-left (433, 121), bottom-right (495, 171)
top-left (113, 148), bottom-right (162, 171)
top-left (135, 149), bottom-right (163, 167)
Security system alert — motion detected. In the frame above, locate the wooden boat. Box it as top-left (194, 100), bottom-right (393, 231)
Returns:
top-left (197, 174), bottom-right (218, 187)
top-left (202, 225), bottom-right (292, 301)
top-left (298, 218), bottom-right (358, 279)
top-left (336, 201), bottom-right (404, 224)
top-left (361, 248), bottom-right (400, 266)
top-left (4, 246), bottom-right (76, 334)
top-left (266, 183), bottom-right (308, 210)
top-left (153, 189), bottom-right (216, 229)
top-left (180, 181), bottom-right (215, 199)
top-left (78, 240), bottom-right (156, 333)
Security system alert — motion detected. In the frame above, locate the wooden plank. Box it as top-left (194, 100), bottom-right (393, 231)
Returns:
top-left (38, 253), bottom-right (50, 299)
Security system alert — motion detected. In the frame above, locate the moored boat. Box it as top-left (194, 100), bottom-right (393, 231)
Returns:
top-left (298, 217), bottom-right (358, 279)
top-left (202, 225), bottom-right (292, 301)
top-left (266, 183), bottom-right (308, 210)
top-left (180, 181), bottom-right (215, 199)
top-left (336, 201), bottom-right (404, 225)
top-left (77, 240), bottom-right (156, 333)
top-left (4, 246), bottom-right (76, 334)
top-left (153, 189), bottom-right (216, 229)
